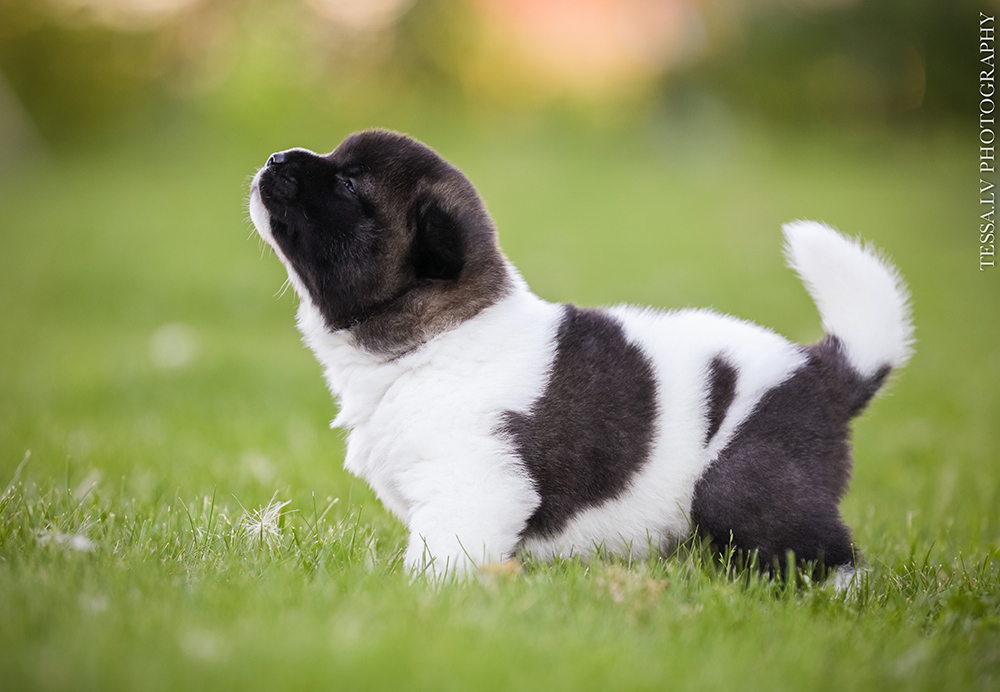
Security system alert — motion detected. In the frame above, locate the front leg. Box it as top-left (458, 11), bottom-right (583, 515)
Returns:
top-left (400, 457), bottom-right (539, 578)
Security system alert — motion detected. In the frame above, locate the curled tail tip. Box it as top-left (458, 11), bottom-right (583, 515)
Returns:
top-left (781, 220), bottom-right (859, 267)
top-left (781, 218), bottom-right (836, 242)
top-left (781, 219), bottom-right (915, 378)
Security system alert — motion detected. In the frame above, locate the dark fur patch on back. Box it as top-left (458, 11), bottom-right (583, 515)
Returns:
top-left (502, 305), bottom-right (658, 541)
top-left (705, 357), bottom-right (737, 444)
top-left (691, 335), bottom-right (889, 572)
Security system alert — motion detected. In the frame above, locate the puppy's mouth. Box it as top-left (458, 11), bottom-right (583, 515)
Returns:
top-left (249, 147), bottom-right (323, 244)
top-left (248, 171), bottom-right (275, 247)
top-left (248, 162), bottom-right (317, 308)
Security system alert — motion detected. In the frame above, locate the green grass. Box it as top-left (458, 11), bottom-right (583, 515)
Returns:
top-left (1, 117), bottom-right (998, 691)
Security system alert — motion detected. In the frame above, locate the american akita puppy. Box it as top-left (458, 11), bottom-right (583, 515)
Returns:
top-left (248, 130), bottom-right (912, 581)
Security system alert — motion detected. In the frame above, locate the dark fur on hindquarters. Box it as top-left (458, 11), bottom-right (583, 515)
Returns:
top-left (691, 335), bottom-right (890, 575)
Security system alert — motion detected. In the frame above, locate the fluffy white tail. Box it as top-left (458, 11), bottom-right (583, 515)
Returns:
top-left (782, 220), bottom-right (914, 379)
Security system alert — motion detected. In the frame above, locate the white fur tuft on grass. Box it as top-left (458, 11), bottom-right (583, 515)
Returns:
top-left (238, 494), bottom-right (292, 551)
top-left (35, 529), bottom-right (96, 553)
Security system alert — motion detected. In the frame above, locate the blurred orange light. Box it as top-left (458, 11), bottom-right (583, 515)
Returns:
top-left (473, 0), bottom-right (705, 98)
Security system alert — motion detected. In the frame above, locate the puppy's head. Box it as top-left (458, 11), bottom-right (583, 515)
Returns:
top-left (249, 130), bottom-right (511, 356)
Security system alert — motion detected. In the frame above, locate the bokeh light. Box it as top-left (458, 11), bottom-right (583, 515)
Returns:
top-left (0, 0), bottom-right (971, 151)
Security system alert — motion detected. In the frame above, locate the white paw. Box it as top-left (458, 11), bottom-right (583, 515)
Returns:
top-left (830, 565), bottom-right (868, 596)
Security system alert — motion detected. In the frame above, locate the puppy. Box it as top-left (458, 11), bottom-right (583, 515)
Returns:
top-left (248, 129), bottom-right (912, 579)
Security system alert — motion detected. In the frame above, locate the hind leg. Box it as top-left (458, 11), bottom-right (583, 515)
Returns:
top-left (691, 439), bottom-right (858, 575)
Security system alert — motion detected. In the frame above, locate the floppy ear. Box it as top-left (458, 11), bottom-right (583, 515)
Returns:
top-left (411, 200), bottom-right (465, 281)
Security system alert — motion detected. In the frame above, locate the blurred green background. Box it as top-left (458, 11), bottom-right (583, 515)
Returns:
top-left (0, 0), bottom-right (995, 534)
top-left (1, 1), bottom-right (999, 690)
top-left (0, 0), bottom-right (977, 150)
top-left (0, 0), bottom-right (995, 527)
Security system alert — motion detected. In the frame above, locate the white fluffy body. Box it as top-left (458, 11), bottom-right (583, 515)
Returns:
top-left (251, 175), bottom-right (911, 576)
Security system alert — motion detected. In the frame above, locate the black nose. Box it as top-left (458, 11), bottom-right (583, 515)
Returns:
top-left (267, 151), bottom-right (287, 166)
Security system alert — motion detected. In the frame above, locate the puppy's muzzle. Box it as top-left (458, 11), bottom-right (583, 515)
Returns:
top-left (259, 150), bottom-right (303, 201)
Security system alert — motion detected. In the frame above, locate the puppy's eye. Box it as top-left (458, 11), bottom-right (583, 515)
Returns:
top-left (340, 177), bottom-right (357, 195)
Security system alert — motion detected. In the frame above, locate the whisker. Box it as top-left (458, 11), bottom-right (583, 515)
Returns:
top-left (275, 276), bottom-right (293, 299)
